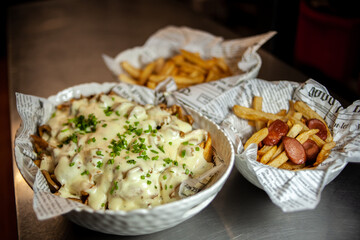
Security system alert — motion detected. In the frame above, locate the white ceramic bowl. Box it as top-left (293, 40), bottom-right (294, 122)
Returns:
top-left (15, 83), bottom-right (235, 235)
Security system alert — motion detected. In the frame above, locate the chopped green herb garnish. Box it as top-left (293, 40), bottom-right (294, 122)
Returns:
top-left (195, 146), bottom-right (200, 151)
top-left (152, 156), bottom-right (159, 160)
top-left (115, 165), bottom-right (120, 170)
top-left (127, 159), bottom-right (136, 164)
top-left (141, 175), bottom-right (145, 180)
top-left (182, 141), bottom-right (189, 145)
top-left (107, 159), bottom-right (114, 164)
top-left (101, 203), bottom-right (105, 207)
top-left (104, 107), bottom-right (113, 116)
top-left (96, 150), bottom-right (103, 156)
top-left (163, 175), bottom-right (167, 180)
top-left (96, 161), bottom-right (103, 168)
top-left (51, 112), bottom-right (56, 118)
top-left (69, 114), bottom-right (98, 133)
top-left (81, 170), bottom-right (89, 175)
top-left (103, 137), bottom-right (107, 140)
top-left (165, 184), bottom-right (168, 190)
top-left (61, 128), bottom-right (69, 132)
top-left (146, 173), bottom-right (151, 177)
top-left (110, 181), bottom-right (118, 194)
top-left (173, 161), bottom-right (178, 166)
top-left (150, 149), bottom-right (159, 154)
top-left (185, 169), bottom-right (190, 175)
top-left (169, 142), bottom-right (172, 145)
top-left (157, 145), bottom-right (165, 153)
top-left (69, 162), bottom-right (75, 167)
top-left (163, 158), bottom-right (172, 164)
top-left (147, 180), bottom-right (152, 185)
top-left (170, 185), bottom-right (173, 189)
top-left (181, 150), bottom-right (186, 158)
top-left (115, 110), bottom-right (120, 116)
top-left (102, 123), bottom-right (107, 128)
top-left (63, 133), bottom-right (78, 144)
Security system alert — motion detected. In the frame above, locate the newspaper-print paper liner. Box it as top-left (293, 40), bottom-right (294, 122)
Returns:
top-left (173, 78), bottom-right (360, 212)
top-left (102, 26), bottom-right (276, 85)
top-left (15, 82), bottom-right (235, 235)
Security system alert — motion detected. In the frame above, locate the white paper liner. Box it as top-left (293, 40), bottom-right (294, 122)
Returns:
top-left (103, 26), bottom-right (276, 85)
top-left (15, 82), bottom-right (234, 221)
top-left (172, 78), bottom-right (360, 212)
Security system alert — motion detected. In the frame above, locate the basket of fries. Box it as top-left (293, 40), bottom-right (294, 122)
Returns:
top-left (14, 82), bottom-right (235, 235)
top-left (103, 26), bottom-right (276, 89)
top-left (171, 77), bottom-right (360, 212)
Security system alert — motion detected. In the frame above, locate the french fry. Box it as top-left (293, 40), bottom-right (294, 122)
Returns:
top-left (258, 145), bottom-right (273, 157)
top-left (279, 161), bottom-right (305, 170)
top-left (173, 75), bottom-right (204, 85)
top-left (160, 60), bottom-right (176, 76)
top-left (203, 133), bottom-right (213, 162)
top-left (233, 105), bottom-right (284, 122)
top-left (313, 141), bottom-right (336, 166)
top-left (154, 57), bottom-right (165, 74)
top-left (180, 49), bottom-right (210, 69)
top-left (260, 145), bottom-right (277, 164)
top-left (252, 96), bottom-right (265, 131)
top-left (121, 61), bottom-right (141, 79)
top-left (118, 73), bottom-right (139, 85)
top-left (139, 62), bottom-right (156, 85)
top-left (244, 128), bottom-right (269, 150)
top-left (294, 101), bottom-right (333, 142)
top-left (146, 81), bottom-right (157, 89)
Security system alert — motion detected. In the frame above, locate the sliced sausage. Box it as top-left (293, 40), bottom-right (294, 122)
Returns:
top-left (302, 139), bottom-right (320, 164)
top-left (283, 136), bottom-right (306, 165)
top-left (263, 119), bottom-right (289, 146)
top-left (306, 119), bottom-right (327, 141)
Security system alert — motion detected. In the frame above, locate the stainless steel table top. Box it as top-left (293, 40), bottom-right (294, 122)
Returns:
top-left (7, 0), bottom-right (360, 239)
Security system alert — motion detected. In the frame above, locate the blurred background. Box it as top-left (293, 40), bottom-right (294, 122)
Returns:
top-left (0, 0), bottom-right (359, 239)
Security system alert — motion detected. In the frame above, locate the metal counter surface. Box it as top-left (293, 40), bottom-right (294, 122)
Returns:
top-left (7, 0), bottom-right (360, 239)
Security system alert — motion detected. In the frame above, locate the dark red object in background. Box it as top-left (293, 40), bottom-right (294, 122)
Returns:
top-left (295, 0), bottom-right (360, 82)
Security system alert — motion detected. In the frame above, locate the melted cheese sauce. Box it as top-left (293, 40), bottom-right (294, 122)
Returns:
top-left (41, 94), bottom-right (213, 211)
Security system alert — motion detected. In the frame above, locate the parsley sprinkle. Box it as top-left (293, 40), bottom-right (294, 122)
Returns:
top-left (151, 149), bottom-right (159, 154)
top-left (147, 180), bottom-right (152, 185)
top-left (81, 170), bottom-right (89, 175)
top-left (195, 146), bottom-right (200, 151)
top-left (104, 107), bottom-right (113, 116)
top-left (146, 173), bottom-right (151, 177)
top-left (163, 175), bottom-right (167, 180)
top-left (182, 141), bottom-right (189, 145)
top-left (96, 161), bottom-right (103, 168)
top-left (185, 169), bottom-right (190, 175)
top-left (115, 111), bottom-right (120, 116)
top-left (141, 175), bottom-right (145, 180)
top-left (69, 114), bottom-right (98, 133)
top-left (69, 162), bottom-right (75, 167)
top-left (127, 159), bottom-right (136, 164)
top-left (102, 123), bottom-right (107, 128)
top-left (157, 145), bottom-right (165, 153)
top-left (163, 158), bottom-right (172, 164)
top-left (152, 156), bottom-right (159, 160)
top-left (110, 181), bottom-right (118, 194)
top-left (96, 150), bottom-right (103, 156)
top-left (181, 150), bottom-right (186, 158)
top-left (107, 159), bottom-right (114, 164)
